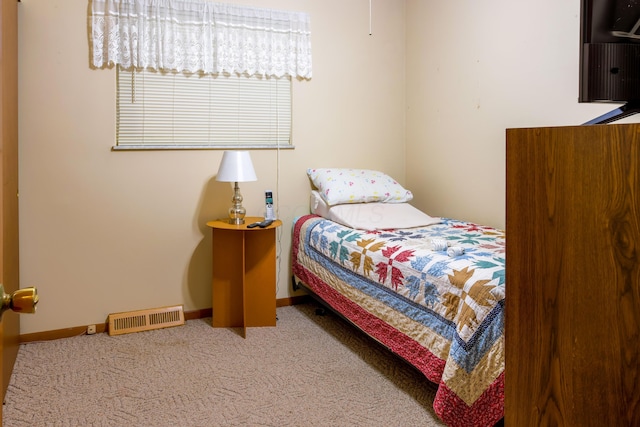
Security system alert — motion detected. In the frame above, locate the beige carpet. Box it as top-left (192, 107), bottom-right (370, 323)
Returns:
top-left (3, 304), bottom-right (446, 426)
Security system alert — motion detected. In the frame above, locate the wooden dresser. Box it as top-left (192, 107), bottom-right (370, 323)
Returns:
top-left (505, 123), bottom-right (640, 426)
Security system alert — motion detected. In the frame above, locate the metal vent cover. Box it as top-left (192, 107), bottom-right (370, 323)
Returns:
top-left (108, 305), bottom-right (185, 336)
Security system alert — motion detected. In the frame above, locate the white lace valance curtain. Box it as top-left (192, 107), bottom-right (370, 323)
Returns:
top-left (90, 0), bottom-right (312, 79)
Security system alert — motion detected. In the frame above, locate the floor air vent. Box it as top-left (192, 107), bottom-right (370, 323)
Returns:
top-left (108, 305), bottom-right (185, 336)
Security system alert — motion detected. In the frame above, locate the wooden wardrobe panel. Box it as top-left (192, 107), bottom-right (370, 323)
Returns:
top-left (505, 123), bottom-right (640, 426)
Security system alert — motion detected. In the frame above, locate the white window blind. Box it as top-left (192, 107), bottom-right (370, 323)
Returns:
top-left (115, 68), bottom-right (292, 150)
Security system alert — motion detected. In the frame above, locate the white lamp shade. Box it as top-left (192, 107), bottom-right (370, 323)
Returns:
top-left (216, 151), bottom-right (257, 182)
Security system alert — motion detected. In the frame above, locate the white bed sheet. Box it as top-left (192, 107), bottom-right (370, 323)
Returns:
top-left (310, 190), bottom-right (440, 230)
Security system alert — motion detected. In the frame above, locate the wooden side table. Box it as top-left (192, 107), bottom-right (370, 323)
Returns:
top-left (207, 217), bottom-right (282, 337)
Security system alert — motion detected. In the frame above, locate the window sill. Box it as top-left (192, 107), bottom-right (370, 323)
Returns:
top-left (111, 144), bottom-right (295, 151)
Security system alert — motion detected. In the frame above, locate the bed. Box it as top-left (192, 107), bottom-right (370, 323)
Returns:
top-left (291, 168), bottom-right (505, 427)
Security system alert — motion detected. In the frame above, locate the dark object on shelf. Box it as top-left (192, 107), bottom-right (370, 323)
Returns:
top-left (580, 0), bottom-right (640, 123)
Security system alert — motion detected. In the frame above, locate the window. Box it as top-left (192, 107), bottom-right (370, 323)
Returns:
top-left (115, 67), bottom-right (292, 150)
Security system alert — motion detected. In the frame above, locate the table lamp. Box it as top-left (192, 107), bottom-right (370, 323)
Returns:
top-left (216, 151), bottom-right (257, 225)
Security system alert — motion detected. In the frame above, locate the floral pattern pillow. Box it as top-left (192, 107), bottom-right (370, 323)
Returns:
top-left (307, 168), bottom-right (413, 206)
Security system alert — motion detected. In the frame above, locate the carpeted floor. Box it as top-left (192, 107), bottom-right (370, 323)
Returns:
top-left (3, 304), bottom-right (446, 426)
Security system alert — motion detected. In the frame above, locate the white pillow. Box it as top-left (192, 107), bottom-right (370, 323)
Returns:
top-left (307, 168), bottom-right (413, 206)
top-left (310, 191), bottom-right (439, 230)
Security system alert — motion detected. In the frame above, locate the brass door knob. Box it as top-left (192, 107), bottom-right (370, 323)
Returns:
top-left (0, 284), bottom-right (38, 318)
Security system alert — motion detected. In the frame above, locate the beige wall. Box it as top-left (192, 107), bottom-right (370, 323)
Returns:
top-left (20, 0), bottom-right (640, 334)
top-left (17, 0), bottom-right (407, 333)
top-left (405, 0), bottom-right (640, 230)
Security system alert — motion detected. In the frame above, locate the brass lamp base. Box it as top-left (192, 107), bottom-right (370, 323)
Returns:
top-left (228, 181), bottom-right (246, 225)
top-left (228, 214), bottom-right (245, 225)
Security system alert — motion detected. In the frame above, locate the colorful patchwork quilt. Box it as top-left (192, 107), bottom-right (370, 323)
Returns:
top-left (292, 214), bottom-right (505, 427)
